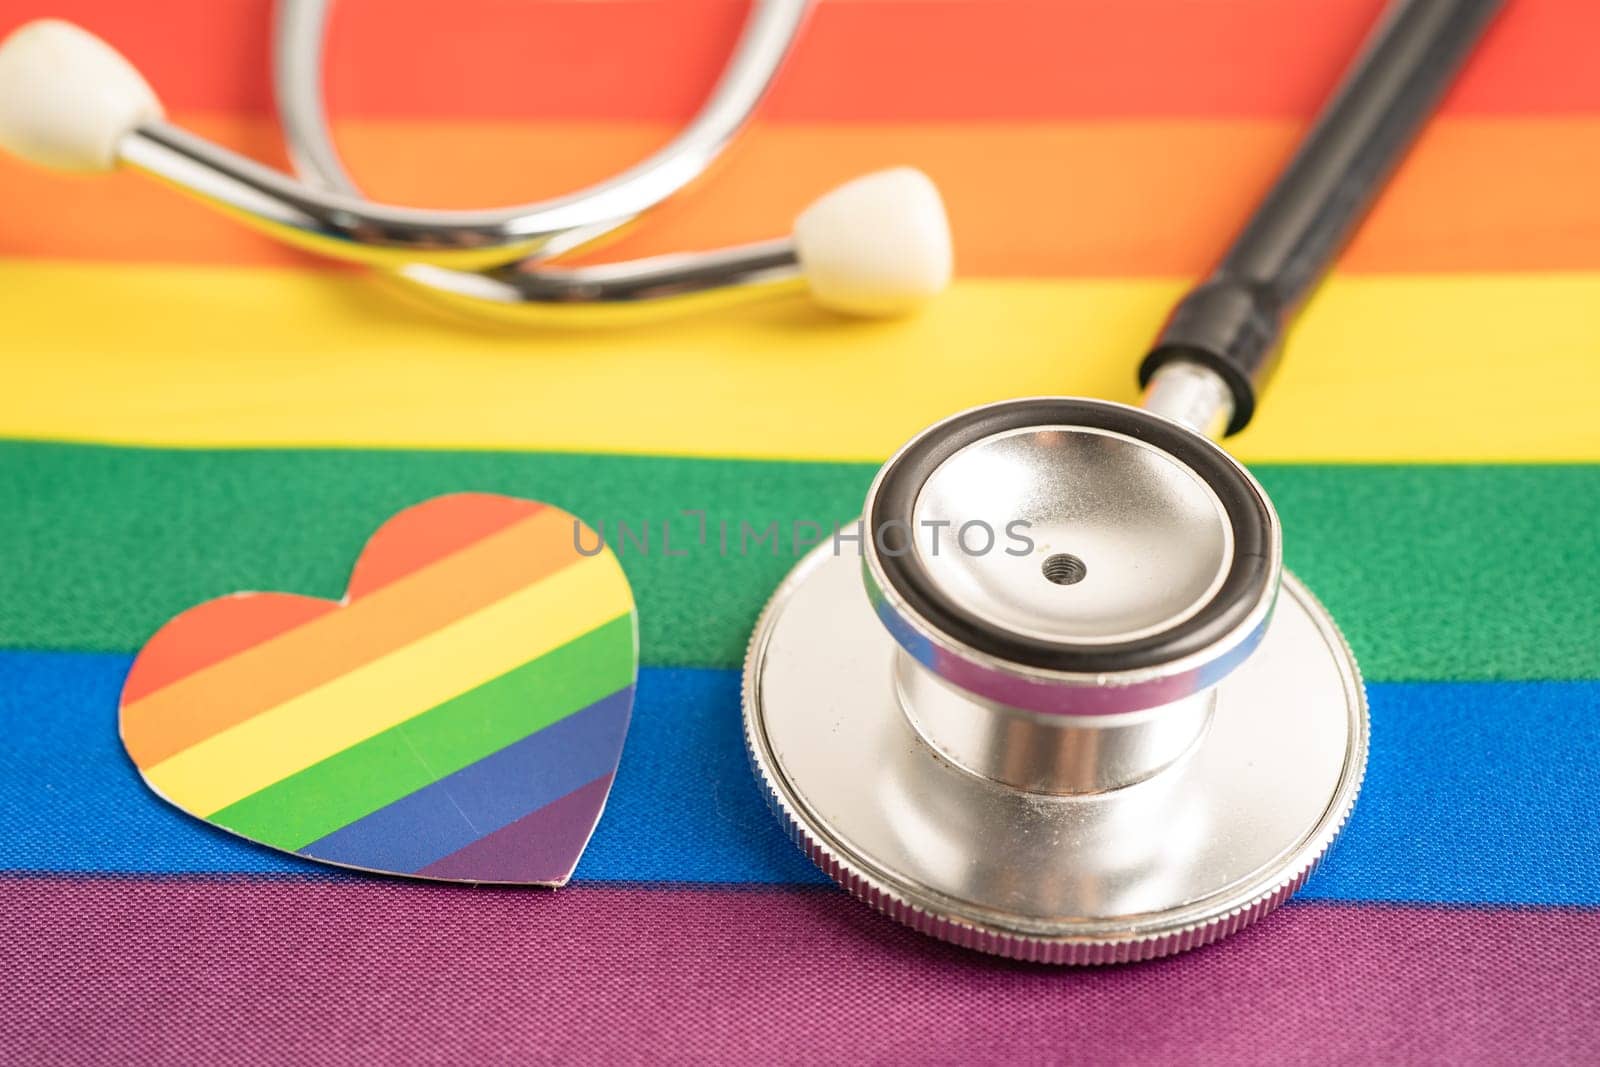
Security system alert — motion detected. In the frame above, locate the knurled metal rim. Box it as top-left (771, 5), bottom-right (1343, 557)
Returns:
top-left (742, 568), bottom-right (1368, 965)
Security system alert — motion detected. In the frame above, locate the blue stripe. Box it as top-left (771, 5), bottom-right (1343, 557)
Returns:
top-left (299, 688), bottom-right (632, 873)
top-left (1, 651), bottom-right (1596, 904)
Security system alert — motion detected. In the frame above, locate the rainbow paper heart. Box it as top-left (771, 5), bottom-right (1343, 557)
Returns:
top-left (119, 493), bottom-right (636, 885)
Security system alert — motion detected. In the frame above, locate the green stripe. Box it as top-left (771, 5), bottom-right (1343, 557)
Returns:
top-left (1, 442), bottom-right (1596, 681)
top-left (208, 614), bottom-right (635, 849)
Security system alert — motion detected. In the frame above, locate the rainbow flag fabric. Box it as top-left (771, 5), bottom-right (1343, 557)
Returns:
top-left (1, 1), bottom-right (1597, 1062)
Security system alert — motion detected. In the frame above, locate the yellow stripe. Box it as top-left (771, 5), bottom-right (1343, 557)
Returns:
top-left (141, 551), bottom-right (632, 816)
top-left (4, 260), bottom-right (1599, 462)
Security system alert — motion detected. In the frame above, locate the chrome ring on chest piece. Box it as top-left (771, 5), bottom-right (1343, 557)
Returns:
top-left (743, 397), bottom-right (1367, 963)
top-left (866, 398), bottom-right (1278, 725)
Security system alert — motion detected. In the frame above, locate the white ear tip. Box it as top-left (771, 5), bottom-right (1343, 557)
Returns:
top-left (793, 167), bottom-right (953, 317)
top-left (0, 19), bottom-right (162, 172)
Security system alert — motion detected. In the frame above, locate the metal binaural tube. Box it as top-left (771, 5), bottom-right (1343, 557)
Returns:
top-left (272, 0), bottom-right (358, 195)
top-left (120, 0), bottom-right (813, 272)
top-left (268, 0), bottom-right (821, 317)
top-left (395, 240), bottom-right (807, 325)
top-left (119, 122), bottom-right (541, 270)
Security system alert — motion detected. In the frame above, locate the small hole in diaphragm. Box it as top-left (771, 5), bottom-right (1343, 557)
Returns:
top-left (1041, 553), bottom-right (1087, 586)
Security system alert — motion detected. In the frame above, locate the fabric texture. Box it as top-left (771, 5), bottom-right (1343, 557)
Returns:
top-left (4, 652), bottom-right (1600, 903)
top-left (2, 445), bottom-right (1598, 681)
top-left (2, 881), bottom-right (1597, 1066)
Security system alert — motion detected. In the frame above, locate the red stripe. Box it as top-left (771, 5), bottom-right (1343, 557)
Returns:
top-left (0, 879), bottom-right (1594, 1063)
top-left (3, 0), bottom-right (1595, 121)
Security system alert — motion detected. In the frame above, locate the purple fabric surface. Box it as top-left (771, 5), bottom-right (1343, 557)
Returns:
top-left (1, 877), bottom-right (1594, 1065)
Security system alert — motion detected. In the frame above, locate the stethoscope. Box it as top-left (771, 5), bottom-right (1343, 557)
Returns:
top-left (0, 0), bottom-right (952, 323)
top-left (745, 0), bottom-right (1501, 963)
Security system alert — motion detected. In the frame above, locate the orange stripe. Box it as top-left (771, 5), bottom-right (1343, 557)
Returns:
top-left (6, 117), bottom-right (1598, 275)
top-left (122, 506), bottom-right (581, 766)
top-left (15, 0), bottom-right (1600, 119)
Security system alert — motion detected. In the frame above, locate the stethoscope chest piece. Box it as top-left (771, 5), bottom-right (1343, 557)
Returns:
top-left (742, 0), bottom-right (1502, 963)
top-left (744, 398), bottom-right (1367, 963)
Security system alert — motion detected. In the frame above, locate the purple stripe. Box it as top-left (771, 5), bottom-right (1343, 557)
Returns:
top-left (0, 879), bottom-right (1594, 1064)
top-left (299, 688), bottom-right (631, 874)
top-left (418, 775), bottom-right (615, 884)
